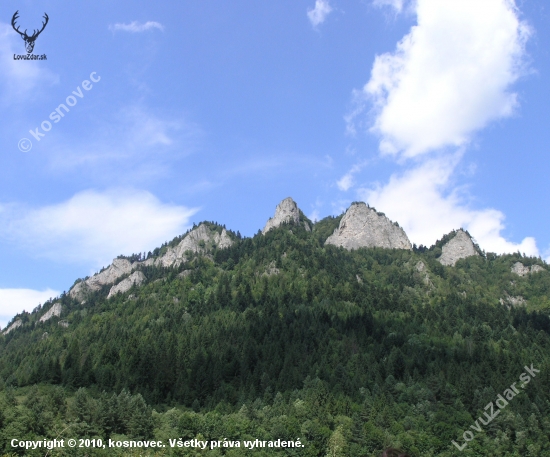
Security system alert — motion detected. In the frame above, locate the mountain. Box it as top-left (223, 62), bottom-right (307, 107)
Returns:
top-left (0, 198), bottom-right (549, 456)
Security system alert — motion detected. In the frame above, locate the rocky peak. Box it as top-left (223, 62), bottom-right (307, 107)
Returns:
top-left (263, 197), bottom-right (306, 234)
top-left (438, 230), bottom-right (479, 266)
top-left (325, 202), bottom-right (411, 250)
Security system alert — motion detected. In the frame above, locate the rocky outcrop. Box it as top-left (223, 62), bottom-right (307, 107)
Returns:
top-left (263, 197), bottom-right (304, 234)
top-left (108, 271), bottom-right (146, 299)
top-left (438, 230), bottom-right (479, 266)
top-left (153, 224), bottom-right (233, 268)
top-left (69, 224), bottom-right (232, 301)
top-left (415, 261), bottom-right (426, 272)
top-left (2, 319), bottom-right (22, 335)
top-left (70, 258), bottom-right (135, 301)
top-left (414, 261), bottom-right (433, 287)
top-left (511, 262), bottom-right (546, 277)
top-left (39, 303), bottom-right (62, 323)
top-left (325, 202), bottom-right (411, 251)
top-left (500, 295), bottom-right (526, 308)
top-left (263, 261), bottom-right (280, 276)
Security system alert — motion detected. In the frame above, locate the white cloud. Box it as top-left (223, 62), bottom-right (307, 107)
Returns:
top-left (0, 189), bottom-right (198, 268)
top-left (336, 161), bottom-right (368, 191)
top-left (337, 174), bottom-right (354, 191)
top-left (109, 21), bottom-right (164, 33)
top-left (349, 0), bottom-right (531, 158)
top-left (0, 288), bottom-right (59, 330)
top-left (358, 156), bottom-right (539, 255)
top-left (308, 0), bottom-right (333, 27)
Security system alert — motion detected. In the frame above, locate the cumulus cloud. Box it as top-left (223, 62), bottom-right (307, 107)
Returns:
top-left (109, 21), bottom-right (164, 33)
top-left (0, 189), bottom-right (198, 267)
top-left (349, 0), bottom-right (531, 158)
top-left (0, 288), bottom-right (59, 330)
top-left (358, 156), bottom-right (539, 255)
top-left (339, 0), bottom-right (539, 257)
top-left (308, 0), bottom-right (333, 27)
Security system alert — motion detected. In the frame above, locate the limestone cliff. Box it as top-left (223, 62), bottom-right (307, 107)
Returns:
top-left (325, 202), bottom-right (411, 251)
top-left (152, 224), bottom-right (233, 268)
top-left (2, 319), bottom-right (22, 335)
top-left (438, 230), bottom-right (479, 266)
top-left (69, 224), bottom-right (233, 301)
top-left (263, 198), bottom-right (307, 234)
top-left (39, 303), bottom-right (62, 323)
top-left (108, 271), bottom-right (146, 299)
top-left (70, 258), bottom-right (135, 301)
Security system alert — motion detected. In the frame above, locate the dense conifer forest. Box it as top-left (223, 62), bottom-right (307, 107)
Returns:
top-left (1, 216), bottom-right (549, 456)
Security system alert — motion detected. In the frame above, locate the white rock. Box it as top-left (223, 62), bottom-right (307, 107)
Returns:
top-left (415, 261), bottom-right (426, 272)
top-left (511, 262), bottom-right (530, 277)
top-left (325, 202), bottom-right (411, 250)
top-left (263, 261), bottom-right (280, 276)
top-left (263, 197), bottom-right (301, 234)
top-left (155, 224), bottom-right (233, 268)
top-left (70, 258), bottom-right (135, 300)
top-left (2, 319), bottom-right (22, 335)
top-left (438, 230), bottom-right (479, 266)
top-left (69, 225), bottom-right (232, 299)
top-left (511, 262), bottom-right (546, 277)
top-left (107, 271), bottom-right (146, 299)
top-left (500, 295), bottom-right (526, 307)
top-left (39, 303), bottom-right (62, 323)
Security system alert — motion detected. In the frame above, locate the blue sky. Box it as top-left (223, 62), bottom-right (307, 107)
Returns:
top-left (1, 0), bottom-right (549, 328)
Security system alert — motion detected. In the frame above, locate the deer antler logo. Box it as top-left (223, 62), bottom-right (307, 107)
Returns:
top-left (11, 11), bottom-right (49, 54)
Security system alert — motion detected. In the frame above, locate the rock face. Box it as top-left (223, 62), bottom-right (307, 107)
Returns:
top-left (70, 258), bottom-right (134, 301)
top-left (325, 202), bottom-right (411, 251)
top-left (438, 230), bottom-right (479, 266)
top-left (153, 224), bottom-right (233, 268)
top-left (511, 262), bottom-right (546, 277)
top-left (263, 198), bottom-right (302, 234)
top-left (2, 319), bottom-right (22, 335)
top-left (108, 271), bottom-right (146, 299)
top-left (39, 303), bottom-right (62, 323)
top-left (69, 224), bottom-right (233, 301)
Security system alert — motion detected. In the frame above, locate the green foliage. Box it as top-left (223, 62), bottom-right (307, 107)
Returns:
top-left (1, 218), bottom-right (550, 455)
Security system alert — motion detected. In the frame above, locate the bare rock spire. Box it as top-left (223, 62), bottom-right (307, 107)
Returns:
top-left (325, 202), bottom-right (411, 250)
top-left (438, 230), bottom-right (479, 266)
top-left (263, 197), bottom-right (302, 234)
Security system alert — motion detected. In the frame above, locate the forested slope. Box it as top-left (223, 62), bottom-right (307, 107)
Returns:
top-left (1, 217), bottom-right (550, 456)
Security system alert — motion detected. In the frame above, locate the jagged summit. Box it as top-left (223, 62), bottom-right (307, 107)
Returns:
top-left (325, 202), bottom-right (412, 251)
top-left (437, 229), bottom-right (479, 266)
top-left (262, 197), bottom-right (310, 234)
